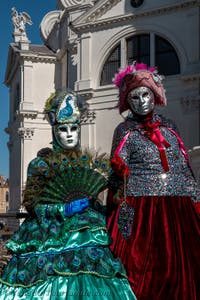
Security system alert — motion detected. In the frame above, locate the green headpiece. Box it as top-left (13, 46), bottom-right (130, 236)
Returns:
top-left (45, 89), bottom-right (86, 125)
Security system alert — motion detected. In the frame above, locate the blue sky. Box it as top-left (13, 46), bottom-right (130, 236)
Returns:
top-left (0, 0), bottom-right (56, 179)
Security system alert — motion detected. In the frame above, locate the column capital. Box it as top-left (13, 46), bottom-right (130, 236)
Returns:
top-left (18, 127), bottom-right (35, 140)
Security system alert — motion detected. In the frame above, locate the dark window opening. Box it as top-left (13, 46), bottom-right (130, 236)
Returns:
top-left (100, 44), bottom-right (121, 86)
top-left (6, 191), bottom-right (9, 202)
top-left (155, 35), bottom-right (180, 75)
top-left (127, 34), bottom-right (150, 66)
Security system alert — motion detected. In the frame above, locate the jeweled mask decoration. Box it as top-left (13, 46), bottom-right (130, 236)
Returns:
top-left (44, 90), bottom-right (87, 150)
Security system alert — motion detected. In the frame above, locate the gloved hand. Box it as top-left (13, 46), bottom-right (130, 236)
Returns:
top-left (64, 198), bottom-right (89, 217)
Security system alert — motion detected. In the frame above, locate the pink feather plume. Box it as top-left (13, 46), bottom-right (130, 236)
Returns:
top-left (113, 62), bottom-right (157, 88)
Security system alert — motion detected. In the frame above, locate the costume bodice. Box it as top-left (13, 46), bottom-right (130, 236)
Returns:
top-left (111, 114), bottom-right (198, 198)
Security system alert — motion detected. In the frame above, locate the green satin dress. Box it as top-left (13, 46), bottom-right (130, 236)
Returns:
top-left (0, 149), bottom-right (136, 299)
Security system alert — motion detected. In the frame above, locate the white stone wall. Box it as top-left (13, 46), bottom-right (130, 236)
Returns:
top-left (7, 53), bottom-right (56, 213)
top-left (21, 60), bottom-right (56, 189)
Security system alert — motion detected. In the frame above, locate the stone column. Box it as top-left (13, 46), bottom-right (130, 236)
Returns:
top-left (75, 33), bottom-right (92, 91)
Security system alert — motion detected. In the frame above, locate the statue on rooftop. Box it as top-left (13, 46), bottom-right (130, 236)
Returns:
top-left (11, 7), bottom-right (33, 41)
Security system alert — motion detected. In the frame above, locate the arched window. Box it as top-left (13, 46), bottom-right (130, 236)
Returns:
top-left (100, 33), bottom-right (180, 86)
top-left (100, 43), bottom-right (121, 86)
top-left (155, 35), bottom-right (180, 75)
top-left (127, 34), bottom-right (150, 66)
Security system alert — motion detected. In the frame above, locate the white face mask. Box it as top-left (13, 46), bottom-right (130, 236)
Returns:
top-left (127, 86), bottom-right (155, 115)
top-left (53, 123), bottom-right (80, 149)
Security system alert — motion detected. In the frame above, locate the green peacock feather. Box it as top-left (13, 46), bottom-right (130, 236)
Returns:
top-left (24, 149), bottom-right (111, 210)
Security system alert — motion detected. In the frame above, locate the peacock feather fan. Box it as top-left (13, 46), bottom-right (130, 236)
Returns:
top-left (24, 149), bottom-right (112, 209)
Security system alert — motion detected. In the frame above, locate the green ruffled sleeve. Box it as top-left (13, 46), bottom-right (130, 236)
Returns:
top-left (23, 157), bottom-right (50, 213)
top-left (34, 203), bottom-right (65, 222)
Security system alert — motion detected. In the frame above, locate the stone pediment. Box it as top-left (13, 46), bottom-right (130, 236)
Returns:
top-left (58, 0), bottom-right (95, 10)
top-left (71, 0), bottom-right (200, 31)
top-left (71, 0), bottom-right (122, 28)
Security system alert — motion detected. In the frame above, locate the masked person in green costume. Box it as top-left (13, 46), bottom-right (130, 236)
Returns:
top-left (0, 90), bottom-right (136, 300)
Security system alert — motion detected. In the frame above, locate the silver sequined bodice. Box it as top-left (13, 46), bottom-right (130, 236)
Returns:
top-left (111, 114), bottom-right (198, 198)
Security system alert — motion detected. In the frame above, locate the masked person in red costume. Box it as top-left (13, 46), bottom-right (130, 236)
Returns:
top-left (107, 62), bottom-right (200, 300)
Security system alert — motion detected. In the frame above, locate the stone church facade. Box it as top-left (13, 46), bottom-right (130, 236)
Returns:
top-left (5, 0), bottom-right (200, 214)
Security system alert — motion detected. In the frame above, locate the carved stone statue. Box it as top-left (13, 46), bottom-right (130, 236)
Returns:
top-left (11, 7), bottom-right (33, 41)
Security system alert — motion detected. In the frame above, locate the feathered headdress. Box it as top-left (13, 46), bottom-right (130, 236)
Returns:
top-left (113, 62), bottom-right (167, 113)
top-left (44, 89), bottom-right (87, 126)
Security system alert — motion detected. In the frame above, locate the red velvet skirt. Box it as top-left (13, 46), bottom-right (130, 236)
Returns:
top-left (107, 196), bottom-right (200, 300)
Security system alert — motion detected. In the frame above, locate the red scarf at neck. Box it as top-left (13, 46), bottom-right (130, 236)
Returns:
top-left (139, 113), bottom-right (171, 172)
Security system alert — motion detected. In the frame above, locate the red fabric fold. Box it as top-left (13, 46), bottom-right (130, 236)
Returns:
top-left (111, 131), bottom-right (130, 178)
top-left (194, 202), bottom-right (200, 215)
top-left (111, 155), bottom-right (130, 177)
top-left (108, 196), bottom-right (200, 300)
top-left (140, 121), bottom-right (170, 172)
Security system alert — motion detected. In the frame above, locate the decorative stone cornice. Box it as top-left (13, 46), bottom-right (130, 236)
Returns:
top-left (40, 10), bottom-right (62, 42)
top-left (71, 0), bottom-right (200, 32)
top-left (181, 73), bottom-right (200, 81)
top-left (59, 0), bottom-right (95, 9)
top-left (72, 0), bottom-right (121, 28)
top-left (18, 127), bottom-right (35, 139)
top-left (81, 110), bottom-right (96, 124)
top-left (20, 53), bottom-right (57, 63)
top-left (77, 90), bottom-right (93, 99)
top-left (16, 110), bottom-right (38, 120)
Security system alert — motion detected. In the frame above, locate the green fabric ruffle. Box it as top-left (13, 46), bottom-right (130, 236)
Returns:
top-left (1, 206), bottom-right (127, 288)
top-left (7, 207), bottom-right (108, 254)
top-left (0, 274), bottom-right (136, 300)
top-left (1, 243), bottom-right (126, 287)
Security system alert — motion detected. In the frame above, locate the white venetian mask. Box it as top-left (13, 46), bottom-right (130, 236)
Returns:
top-left (53, 123), bottom-right (80, 149)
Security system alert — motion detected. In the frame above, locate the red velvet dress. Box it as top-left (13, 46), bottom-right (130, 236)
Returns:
top-left (107, 114), bottom-right (200, 300)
